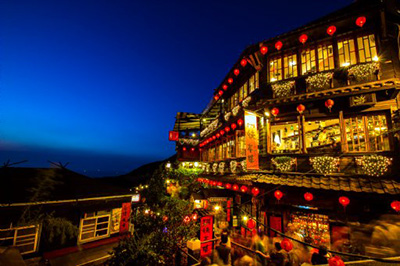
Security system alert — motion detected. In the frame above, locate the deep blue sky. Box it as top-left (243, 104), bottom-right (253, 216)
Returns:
top-left (0, 0), bottom-right (352, 176)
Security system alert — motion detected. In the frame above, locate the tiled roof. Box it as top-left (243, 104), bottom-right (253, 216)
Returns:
top-left (199, 172), bottom-right (400, 195)
top-left (239, 173), bottom-right (400, 195)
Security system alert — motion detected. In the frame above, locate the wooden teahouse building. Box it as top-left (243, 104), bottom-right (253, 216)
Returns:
top-left (170, 0), bottom-right (400, 255)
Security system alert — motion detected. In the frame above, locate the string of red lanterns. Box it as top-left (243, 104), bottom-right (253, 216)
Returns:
top-left (197, 179), bottom-right (398, 212)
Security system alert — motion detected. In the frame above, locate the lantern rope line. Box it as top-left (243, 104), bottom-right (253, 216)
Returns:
top-left (234, 205), bottom-right (400, 263)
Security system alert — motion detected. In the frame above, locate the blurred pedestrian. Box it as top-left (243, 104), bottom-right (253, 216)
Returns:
top-left (311, 246), bottom-right (328, 265)
top-left (270, 242), bottom-right (286, 266)
top-left (213, 233), bottom-right (232, 266)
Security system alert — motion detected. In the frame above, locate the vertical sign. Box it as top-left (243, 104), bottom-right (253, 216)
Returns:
top-left (269, 216), bottom-right (282, 237)
top-left (120, 202), bottom-right (131, 233)
top-left (226, 200), bottom-right (231, 222)
top-left (200, 215), bottom-right (214, 257)
top-left (244, 111), bottom-right (259, 170)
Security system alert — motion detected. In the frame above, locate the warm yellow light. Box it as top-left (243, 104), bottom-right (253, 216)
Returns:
top-left (341, 62), bottom-right (350, 67)
top-left (145, 185), bottom-right (149, 188)
top-left (192, 133), bottom-right (196, 137)
top-left (182, 162), bottom-right (186, 166)
top-left (194, 200), bottom-right (201, 203)
top-left (214, 205), bottom-right (221, 211)
top-left (166, 179), bottom-right (170, 184)
top-left (271, 78), bottom-right (277, 82)
top-left (242, 216), bottom-right (248, 221)
top-left (265, 111), bottom-right (270, 117)
top-left (166, 162), bottom-right (171, 168)
top-left (144, 209), bottom-right (150, 214)
top-left (203, 119), bottom-right (207, 122)
top-left (194, 162), bottom-right (199, 167)
top-left (372, 56), bottom-right (379, 62)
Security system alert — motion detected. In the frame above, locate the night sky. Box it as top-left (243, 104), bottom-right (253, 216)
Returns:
top-left (0, 0), bottom-right (352, 177)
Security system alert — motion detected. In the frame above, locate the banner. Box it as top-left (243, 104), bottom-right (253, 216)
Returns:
top-left (119, 202), bottom-right (131, 233)
top-left (200, 215), bottom-right (213, 257)
top-left (244, 111), bottom-right (259, 170)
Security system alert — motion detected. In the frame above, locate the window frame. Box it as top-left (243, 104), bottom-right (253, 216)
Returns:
top-left (79, 213), bottom-right (111, 244)
top-left (0, 225), bottom-right (40, 255)
top-left (300, 47), bottom-right (317, 75)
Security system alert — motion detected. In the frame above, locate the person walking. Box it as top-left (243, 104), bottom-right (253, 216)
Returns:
top-left (213, 234), bottom-right (232, 266)
top-left (311, 246), bottom-right (328, 265)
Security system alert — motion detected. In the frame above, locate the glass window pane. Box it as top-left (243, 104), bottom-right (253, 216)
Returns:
top-left (271, 122), bottom-right (300, 153)
top-left (304, 119), bottom-right (341, 153)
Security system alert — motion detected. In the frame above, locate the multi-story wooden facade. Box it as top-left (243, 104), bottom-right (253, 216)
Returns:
top-left (171, 0), bottom-right (400, 255)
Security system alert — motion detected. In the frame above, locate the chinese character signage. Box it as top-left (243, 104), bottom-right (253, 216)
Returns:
top-left (244, 111), bottom-right (259, 170)
top-left (169, 131), bottom-right (179, 141)
top-left (119, 202), bottom-right (131, 233)
top-left (110, 208), bottom-right (122, 234)
top-left (200, 215), bottom-right (213, 257)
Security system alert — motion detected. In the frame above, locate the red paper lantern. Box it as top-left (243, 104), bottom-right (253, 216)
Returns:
top-left (327, 25), bottom-right (336, 36)
top-left (231, 123), bottom-right (237, 130)
top-left (275, 41), bottom-right (283, 51)
top-left (251, 187), bottom-right (260, 196)
top-left (391, 201), bottom-right (400, 212)
top-left (183, 215), bottom-right (191, 223)
top-left (339, 196), bottom-right (350, 207)
top-left (297, 104), bottom-right (306, 114)
top-left (232, 184), bottom-right (239, 191)
top-left (240, 58), bottom-right (248, 67)
top-left (220, 130), bottom-right (225, 136)
top-left (304, 192), bottom-right (313, 201)
top-left (218, 90), bottom-right (223, 96)
top-left (329, 256), bottom-right (345, 266)
top-left (260, 46), bottom-right (268, 55)
top-left (356, 16), bottom-right (366, 27)
top-left (183, 147), bottom-right (187, 151)
top-left (247, 218), bottom-right (256, 229)
top-left (281, 238), bottom-right (293, 252)
top-left (216, 133), bottom-right (221, 138)
top-left (225, 126), bottom-right (231, 133)
top-left (222, 84), bottom-right (228, 90)
top-left (191, 147), bottom-right (195, 152)
top-left (299, 34), bottom-right (308, 44)
top-left (325, 99), bottom-right (334, 112)
top-left (225, 183), bottom-right (232, 189)
top-left (214, 95), bottom-right (219, 101)
top-left (237, 119), bottom-right (244, 127)
top-left (240, 185), bottom-right (248, 193)
top-left (217, 181), bottom-right (223, 187)
top-left (234, 69), bottom-right (240, 76)
top-left (212, 181), bottom-right (217, 186)
top-left (274, 190), bottom-right (283, 200)
top-left (212, 136), bottom-right (216, 140)
top-left (163, 216), bottom-right (168, 222)
top-left (271, 107), bottom-right (279, 117)
top-left (228, 78), bottom-right (233, 84)
top-left (191, 213), bottom-right (198, 220)
top-left (168, 131), bottom-right (179, 141)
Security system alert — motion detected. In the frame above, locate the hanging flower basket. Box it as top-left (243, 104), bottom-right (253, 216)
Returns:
top-left (241, 96), bottom-right (252, 108)
top-left (240, 160), bottom-right (247, 172)
top-left (271, 156), bottom-right (297, 172)
top-left (356, 155), bottom-right (392, 176)
top-left (310, 156), bottom-right (340, 175)
top-left (212, 163), bottom-right (218, 173)
top-left (232, 105), bottom-right (241, 116)
top-left (348, 62), bottom-right (379, 83)
top-left (272, 81), bottom-right (295, 98)
top-left (218, 162), bottom-right (225, 175)
top-left (306, 72), bottom-right (333, 92)
top-left (230, 160), bottom-right (238, 173)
